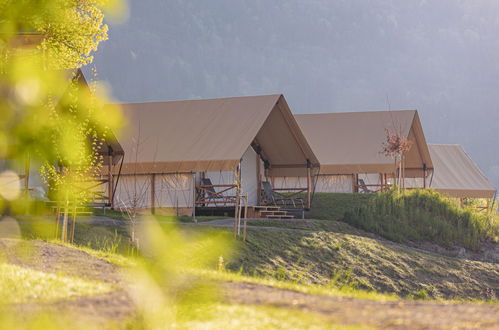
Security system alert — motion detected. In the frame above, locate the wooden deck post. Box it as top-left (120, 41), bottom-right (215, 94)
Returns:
top-left (353, 174), bottom-right (359, 193)
top-left (192, 172), bottom-right (197, 222)
top-left (306, 160), bottom-right (311, 209)
top-left (243, 193), bottom-right (248, 241)
top-left (234, 162), bottom-right (241, 238)
top-left (423, 164), bottom-right (427, 188)
top-left (151, 173), bottom-right (156, 215)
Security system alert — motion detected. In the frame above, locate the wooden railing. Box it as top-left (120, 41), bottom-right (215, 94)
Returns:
top-left (195, 184), bottom-right (238, 206)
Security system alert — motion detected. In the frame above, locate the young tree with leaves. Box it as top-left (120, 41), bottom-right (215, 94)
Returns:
top-left (382, 128), bottom-right (413, 192)
top-left (0, 0), bottom-right (124, 241)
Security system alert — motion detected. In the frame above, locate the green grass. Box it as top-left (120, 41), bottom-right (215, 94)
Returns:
top-left (306, 191), bottom-right (498, 250)
top-left (307, 193), bottom-right (375, 220)
top-left (14, 211), bottom-right (498, 302)
top-left (93, 208), bottom-right (226, 223)
top-left (198, 268), bottom-right (397, 302)
top-left (227, 225), bottom-right (499, 301)
top-left (343, 189), bottom-right (498, 250)
top-left (248, 218), bottom-right (359, 232)
top-left (0, 263), bottom-right (112, 304)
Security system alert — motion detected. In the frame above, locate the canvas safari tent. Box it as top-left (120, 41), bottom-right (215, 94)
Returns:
top-left (427, 144), bottom-right (496, 202)
top-left (108, 94), bottom-right (319, 215)
top-left (273, 110), bottom-right (433, 193)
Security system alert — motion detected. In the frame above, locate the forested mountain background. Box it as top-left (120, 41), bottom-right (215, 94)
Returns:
top-left (87, 0), bottom-right (499, 190)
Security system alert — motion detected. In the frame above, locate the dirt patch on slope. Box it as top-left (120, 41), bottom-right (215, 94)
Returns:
top-left (0, 238), bottom-right (135, 325)
top-left (223, 281), bottom-right (499, 329)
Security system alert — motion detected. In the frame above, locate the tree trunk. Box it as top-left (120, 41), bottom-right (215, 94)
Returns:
top-left (61, 200), bottom-right (69, 242)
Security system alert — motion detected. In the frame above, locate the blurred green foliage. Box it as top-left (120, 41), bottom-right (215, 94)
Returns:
top-left (0, 0), bottom-right (123, 211)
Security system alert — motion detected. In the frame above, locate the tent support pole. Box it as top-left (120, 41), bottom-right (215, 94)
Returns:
top-left (234, 162), bottom-right (241, 238)
top-left (192, 172), bottom-right (196, 222)
top-left (423, 164), bottom-right (427, 189)
top-left (256, 155), bottom-right (261, 205)
top-left (150, 174), bottom-right (156, 215)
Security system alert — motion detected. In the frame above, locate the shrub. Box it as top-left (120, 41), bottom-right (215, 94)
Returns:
top-left (343, 189), bottom-right (498, 250)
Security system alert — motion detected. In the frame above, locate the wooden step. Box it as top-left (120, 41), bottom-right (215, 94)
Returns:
top-left (259, 211), bottom-right (274, 216)
top-left (266, 215), bottom-right (295, 219)
top-left (273, 211), bottom-right (287, 215)
top-left (260, 211), bottom-right (286, 216)
top-left (254, 206), bottom-right (280, 211)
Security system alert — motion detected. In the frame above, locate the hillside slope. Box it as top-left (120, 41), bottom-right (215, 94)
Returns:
top-left (229, 220), bottom-right (499, 301)
top-left (1, 237), bottom-right (498, 329)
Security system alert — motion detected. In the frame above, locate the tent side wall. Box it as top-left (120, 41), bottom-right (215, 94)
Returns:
top-left (273, 175), bottom-right (354, 193)
top-left (112, 173), bottom-right (195, 215)
top-left (112, 145), bottom-right (260, 214)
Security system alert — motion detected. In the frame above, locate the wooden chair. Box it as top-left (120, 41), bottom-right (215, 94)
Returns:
top-left (358, 179), bottom-right (375, 193)
top-left (196, 178), bottom-right (237, 206)
top-left (261, 181), bottom-right (304, 208)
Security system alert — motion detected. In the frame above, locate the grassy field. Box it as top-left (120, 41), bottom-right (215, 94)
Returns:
top-left (14, 214), bottom-right (499, 302)
top-left (93, 208), bottom-right (225, 223)
top-left (2, 215), bottom-right (499, 328)
top-left (0, 230), bottom-right (383, 329)
top-left (0, 262), bottom-right (112, 304)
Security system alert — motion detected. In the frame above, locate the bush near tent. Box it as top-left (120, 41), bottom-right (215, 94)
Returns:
top-left (343, 189), bottom-right (498, 250)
